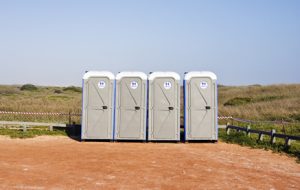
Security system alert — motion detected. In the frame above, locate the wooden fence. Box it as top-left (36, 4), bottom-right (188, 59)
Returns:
top-left (0, 121), bottom-right (66, 132)
top-left (226, 124), bottom-right (300, 146)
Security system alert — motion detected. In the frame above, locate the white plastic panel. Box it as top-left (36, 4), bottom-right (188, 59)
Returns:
top-left (83, 71), bottom-right (115, 80)
top-left (116, 72), bottom-right (147, 80)
top-left (184, 71), bottom-right (217, 81)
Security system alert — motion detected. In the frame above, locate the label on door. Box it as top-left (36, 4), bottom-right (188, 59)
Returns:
top-left (98, 81), bottom-right (106, 89)
top-left (200, 81), bottom-right (208, 89)
top-left (130, 81), bottom-right (138, 89)
top-left (163, 81), bottom-right (172, 90)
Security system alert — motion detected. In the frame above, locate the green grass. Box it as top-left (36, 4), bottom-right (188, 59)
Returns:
top-left (0, 128), bottom-right (67, 138)
top-left (229, 121), bottom-right (300, 136)
top-left (218, 129), bottom-right (300, 162)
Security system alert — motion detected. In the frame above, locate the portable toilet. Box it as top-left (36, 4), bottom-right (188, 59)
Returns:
top-left (81, 71), bottom-right (115, 140)
top-left (184, 71), bottom-right (218, 141)
top-left (114, 72), bottom-right (147, 140)
top-left (148, 72), bottom-right (180, 141)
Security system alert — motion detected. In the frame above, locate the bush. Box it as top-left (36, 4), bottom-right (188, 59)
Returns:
top-left (20, 84), bottom-right (38, 91)
top-left (63, 86), bottom-right (82, 93)
top-left (54, 89), bottom-right (62, 94)
top-left (224, 97), bottom-right (252, 106)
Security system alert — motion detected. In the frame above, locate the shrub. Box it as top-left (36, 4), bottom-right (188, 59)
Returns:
top-left (224, 97), bottom-right (252, 106)
top-left (20, 84), bottom-right (38, 91)
top-left (54, 89), bottom-right (62, 94)
top-left (63, 86), bottom-right (81, 93)
top-left (290, 114), bottom-right (300, 122)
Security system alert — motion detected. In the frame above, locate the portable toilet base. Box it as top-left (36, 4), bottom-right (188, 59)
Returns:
top-left (184, 71), bottom-right (218, 141)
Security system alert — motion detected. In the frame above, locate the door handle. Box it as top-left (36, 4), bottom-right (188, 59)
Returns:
top-left (135, 106), bottom-right (140, 110)
top-left (205, 106), bottom-right (211, 110)
top-left (102, 106), bottom-right (108, 109)
top-left (168, 106), bottom-right (174, 110)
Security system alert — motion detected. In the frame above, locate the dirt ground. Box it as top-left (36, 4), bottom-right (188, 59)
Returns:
top-left (0, 136), bottom-right (299, 190)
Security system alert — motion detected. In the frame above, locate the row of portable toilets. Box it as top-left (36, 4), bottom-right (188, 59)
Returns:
top-left (81, 71), bottom-right (218, 141)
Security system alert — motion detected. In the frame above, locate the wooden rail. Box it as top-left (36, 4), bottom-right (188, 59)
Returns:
top-left (0, 121), bottom-right (66, 132)
top-left (226, 124), bottom-right (300, 146)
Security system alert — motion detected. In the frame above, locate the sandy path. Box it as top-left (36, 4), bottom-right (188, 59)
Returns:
top-left (0, 136), bottom-right (299, 189)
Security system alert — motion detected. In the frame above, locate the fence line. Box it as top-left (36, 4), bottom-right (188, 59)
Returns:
top-left (0, 110), bottom-right (299, 124)
top-left (0, 110), bottom-right (232, 119)
top-left (0, 110), bottom-right (81, 124)
top-left (226, 124), bottom-right (300, 147)
top-left (0, 110), bottom-right (81, 116)
top-left (0, 121), bottom-right (66, 132)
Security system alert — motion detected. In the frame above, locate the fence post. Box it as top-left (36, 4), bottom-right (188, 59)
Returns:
top-left (285, 138), bottom-right (291, 147)
top-left (247, 125), bottom-right (251, 137)
top-left (226, 122), bottom-right (230, 135)
top-left (68, 111), bottom-right (71, 125)
top-left (271, 129), bottom-right (276, 144)
top-left (258, 133), bottom-right (264, 141)
top-left (49, 125), bottom-right (53, 131)
top-left (22, 125), bottom-right (27, 132)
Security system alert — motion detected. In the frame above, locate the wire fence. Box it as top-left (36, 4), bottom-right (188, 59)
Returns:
top-left (0, 111), bottom-right (81, 124)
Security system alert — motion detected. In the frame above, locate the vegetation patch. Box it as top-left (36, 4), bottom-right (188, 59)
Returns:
top-left (63, 86), bottom-right (81, 93)
top-left (48, 95), bottom-right (71, 100)
top-left (290, 114), bottom-right (300, 122)
top-left (54, 89), bottom-right (63, 94)
top-left (224, 95), bottom-right (285, 106)
top-left (0, 86), bottom-right (20, 96)
top-left (224, 97), bottom-right (252, 106)
top-left (20, 84), bottom-right (38, 91)
top-left (0, 128), bottom-right (67, 138)
top-left (256, 95), bottom-right (285, 102)
top-left (218, 129), bottom-right (300, 162)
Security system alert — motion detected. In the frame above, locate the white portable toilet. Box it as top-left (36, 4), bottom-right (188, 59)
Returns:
top-left (81, 71), bottom-right (115, 140)
top-left (114, 72), bottom-right (147, 140)
top-left (148, 72), bottom-right (180, 141)
top-left (184, 71), bottom-right (218, 141)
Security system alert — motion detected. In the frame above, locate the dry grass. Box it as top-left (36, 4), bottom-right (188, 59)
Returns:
top-left (218, 84), bottom-right (300, 121)
top-left (0, 85), bottom-right (81, 123)
top-left (0, 85), bottom-right (81, 113)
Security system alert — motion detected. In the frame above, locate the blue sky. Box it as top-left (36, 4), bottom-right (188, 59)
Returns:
top-left (0, 0), bottom-right (299, 86)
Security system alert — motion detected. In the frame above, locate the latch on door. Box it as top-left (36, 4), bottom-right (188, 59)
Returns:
top-left (135, 106), bottom-right (140, 110)
top-left (168, 106), bottom-right (174, 110)
top-left (205, 106), bottom-right (211, 110)
top-left (102, 106), bottom-right (108, 109)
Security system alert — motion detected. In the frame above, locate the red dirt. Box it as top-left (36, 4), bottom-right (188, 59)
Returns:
top-left (0, 136), bottom-right (299, 189)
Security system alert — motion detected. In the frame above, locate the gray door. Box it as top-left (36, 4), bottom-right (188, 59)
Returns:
top-left (84, 77), bottom-right (112, 139)
top-left (152, 78), bottom-right (178, 139)
top-left (117, 77), bottom-right (144, 139)
top-left (188, 77), bottom-right (214, 139)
